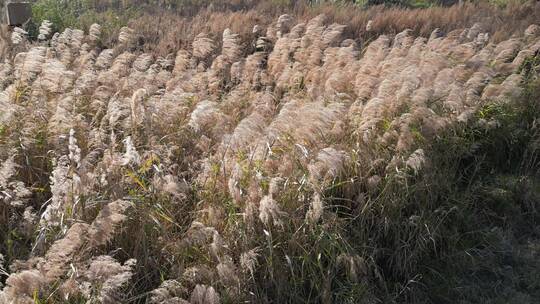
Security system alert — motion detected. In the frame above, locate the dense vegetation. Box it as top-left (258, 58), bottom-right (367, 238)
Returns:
top-left (0, 0), bottom-right (539, 303)
top-left (26, 0), bottom-right (539, 54)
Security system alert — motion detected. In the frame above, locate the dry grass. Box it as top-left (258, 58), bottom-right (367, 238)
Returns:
top-left (0, 1), bottom-right (540, 303)
top-left (118, 1), bottom-right (540, 55)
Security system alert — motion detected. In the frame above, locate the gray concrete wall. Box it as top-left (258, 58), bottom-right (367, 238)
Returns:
top-left (1, 1), bottom-right (35, 25)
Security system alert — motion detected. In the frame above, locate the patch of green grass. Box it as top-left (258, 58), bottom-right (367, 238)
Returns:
top-left (0, 124), bottom-right (6, 138)
top-left (30, 0), bottom-right (139, 45)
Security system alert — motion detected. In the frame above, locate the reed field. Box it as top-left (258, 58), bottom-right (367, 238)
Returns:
top-left (0, 1), bottom-right (539, 303)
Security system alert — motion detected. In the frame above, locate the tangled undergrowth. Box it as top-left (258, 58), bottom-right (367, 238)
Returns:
top-left (0, 3), bottom-right (540, 304)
